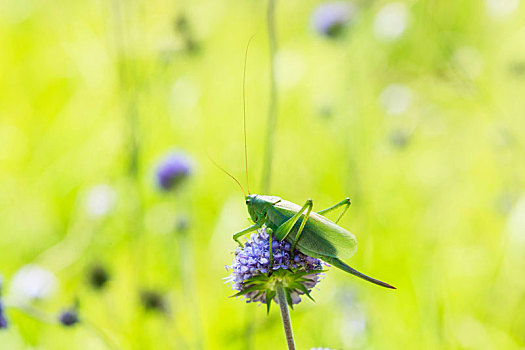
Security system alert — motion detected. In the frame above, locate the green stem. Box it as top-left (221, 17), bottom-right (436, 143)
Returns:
top-left (8, 303), bottom-right (57, 325)
top-left (179, 232), bottom-right (204, 350)
top-left (111, 0), bottom-right (139, 177)
top-left (276, 284), bottom-right (296, 350)
top-left (261, 0), bottom-right (278, 193)
top-left (173, 193), bottom-right (204, 350)
top-left (244, 308), bottom-right (256, 350)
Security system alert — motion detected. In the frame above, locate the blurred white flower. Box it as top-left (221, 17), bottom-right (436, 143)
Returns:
top-left (452, 46), bottom-right (483, 79)
top-left (456, 316), bottom-right (489, 349)
top-left (337, 288), bottom-right (368, 347)
top-left (85, 184), bottom-right (117, 217)
top-left (341, 308), bottom-right (367, 335)
top-left (9, 265), bottom-right (57, 301)
top-left (379, 83), bottom-right (413, 115)
top-left (373, 2), bottom-right (409, 42)
top-left (485, 0), bottom-right (519, 18)
top-left (275, 50), bottom-right (305, 89)
top-left (507, 196), bottom-right (525, 245)
top-left (169, 76), bottom-right (200, 110)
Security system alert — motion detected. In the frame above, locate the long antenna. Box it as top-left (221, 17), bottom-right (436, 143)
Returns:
top-left (208, 154), bottom-right (246, 198)
top-left (243, 35), bottom-right (256, 195)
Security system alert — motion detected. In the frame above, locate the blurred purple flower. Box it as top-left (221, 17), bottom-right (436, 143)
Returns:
top-left (0, 301), bottom-right (7, 329)
top-left (226, 227), bottom-right (324, 307)
top-left (312, 2), bottom-right (356, 38)
top-left (155, 151), bottom-right (192, 191)
top-left (58, 309), bottom-right (79, 327)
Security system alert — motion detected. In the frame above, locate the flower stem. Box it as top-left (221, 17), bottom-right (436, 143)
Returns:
top-left (276, 283), bottom-right (296, 350)
top-left (179, 229), bottom-right (205, 350)
top-left (111, 0), bottom-right (140, 177)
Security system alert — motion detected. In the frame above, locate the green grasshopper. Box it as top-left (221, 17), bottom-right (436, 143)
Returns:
top-left (233, 195), bottom-right (395, 289)
top-left (220, 37), bottom-right (395, 289)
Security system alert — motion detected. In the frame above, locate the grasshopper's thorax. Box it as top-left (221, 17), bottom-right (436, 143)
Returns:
top-left (245, 194), bottom-right (280, 226)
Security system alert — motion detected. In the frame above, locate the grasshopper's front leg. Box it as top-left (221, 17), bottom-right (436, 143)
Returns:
top-left (317, 197), bottom-right (351, 224)
top-left (274, 199), bottom-right (314, 259)
top-left (233, 223), bottom-right (260, 247)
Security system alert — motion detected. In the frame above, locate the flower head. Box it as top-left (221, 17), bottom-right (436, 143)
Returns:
top-left (226, 227), bottom-right (324, 312)
top-left (85, 184), bottom-right (117, 218)
top-left (379, 83), bottom-right (412, 116)
top-left (155, 151), bottom-right (192, 191)
top-left (0, 301), bottom-right (7, 330)
top-left (311, 2), bottom-right (356, 38)
top-left (373, 2), bottom-right (409, 42)
top-left (9, 265), bottom-right (57, 302)
top-left (58, 310), bottom-right (79, 327)
top-left (0, 275), bottom-right (5, 330)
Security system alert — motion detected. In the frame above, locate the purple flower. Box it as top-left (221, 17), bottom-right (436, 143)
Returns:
top-left (0, 301), bottom-right (7, 329)
top-left (58, 310), bottom-right (79, 327)
top-left (311, 2), bottom-right (356, 38)
top-left (226, 227), bottom-right (324, 309)
top-left (155, 151), bottom-right (192, 191)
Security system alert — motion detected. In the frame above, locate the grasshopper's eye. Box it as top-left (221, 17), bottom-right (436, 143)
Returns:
top-left (246, 199), bottom-right (250, 205)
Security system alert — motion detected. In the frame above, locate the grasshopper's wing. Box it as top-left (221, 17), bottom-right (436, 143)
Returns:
top-left (301, 212), bottom-right (357, 259)
top-left (270, 200), bottom-right (357, 259)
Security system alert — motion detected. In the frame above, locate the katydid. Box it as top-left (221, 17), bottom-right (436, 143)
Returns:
top-left (233, 195), bottom-right (395, 289)
top-left (221, 37), bottom-right (395, 289)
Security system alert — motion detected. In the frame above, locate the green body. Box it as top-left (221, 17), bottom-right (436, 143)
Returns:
top-left (258, 196), bottom-right (356, 259)
top-left (238, 194), bottom-right (395, 289)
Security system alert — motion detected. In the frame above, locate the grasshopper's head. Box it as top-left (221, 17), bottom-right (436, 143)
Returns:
top-left (245, 194), bottom-right (280, 226)
top-left (245, 194), bottom-right (261, 225)
top-left (245, 194), bottom-right (267, 226)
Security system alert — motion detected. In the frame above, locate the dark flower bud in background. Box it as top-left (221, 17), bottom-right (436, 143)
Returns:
top-left (226, 228), bottom-right (324, 311)
top-left (174, 14), bottom-right (199, 53)
top-left (389, 129), bottom-right (411, 148)
top-left (175, 15), bottom-right (190, 34)
top-left (311, 1), bottom-right (355, 38)
top-left (140, 290), bottom-right (169, 313)
top-left (88, 265), bottom-right (110, 290)
top-left (155, 151), bottom-right (192, 191)
top-left (58, 309), bottom-right (79, 327)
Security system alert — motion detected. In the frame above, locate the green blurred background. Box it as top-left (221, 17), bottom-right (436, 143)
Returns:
top-left (1, 0), bottom-right (524, 348)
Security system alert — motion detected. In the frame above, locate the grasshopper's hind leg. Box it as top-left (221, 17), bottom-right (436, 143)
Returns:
top-left (317, 197), bottom-right (351, 224)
